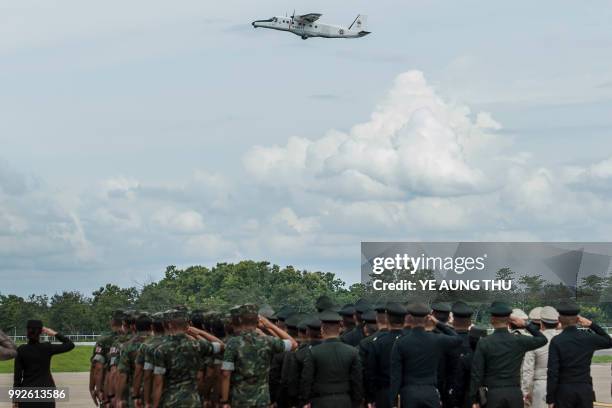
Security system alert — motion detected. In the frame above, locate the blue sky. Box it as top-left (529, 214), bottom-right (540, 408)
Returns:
top-left (2, 0), bottom-right (612, 296)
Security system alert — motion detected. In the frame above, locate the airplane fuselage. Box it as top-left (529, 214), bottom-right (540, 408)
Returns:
top-left (252, 16), bottom-right (370, 39)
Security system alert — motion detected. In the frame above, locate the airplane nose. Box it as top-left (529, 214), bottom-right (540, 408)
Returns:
top-left (252, 21), bottom-right (256, 27)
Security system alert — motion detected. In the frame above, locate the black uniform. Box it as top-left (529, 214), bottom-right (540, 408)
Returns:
top-left (289, 339), bottom-right (322, 407)
top-left (546, 323), bottom-right (612, 408)
top-left (446, 330), bottom-right (471, 408)
top-left (469, 323), bottom-right (547, 408)
top-left (366, 329), bottom-right (404, 408)
top-left (390, 324), bottom-right (461, 408)
top-left (340, 325), bottom-right (365, 347)
top-left (13, 333), bottom-right (75, 408)
top-left (432, 324), bottom-right (457, 407)
top-left (301, 338), bottom-right (363, 408)
top-left (270, 350), bottom-right (288, 406)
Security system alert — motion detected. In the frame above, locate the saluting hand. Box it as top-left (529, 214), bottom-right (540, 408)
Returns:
top-left (42, 327), bottom-right (58, 336)
top-left (509, 316), bottom-right (526, 329)
top-left (577, 316), bottom-right (592, 328)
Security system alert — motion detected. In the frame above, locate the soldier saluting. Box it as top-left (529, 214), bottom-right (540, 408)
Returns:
top-left (389, 302), bottom-right (461, 408)
top-left (546, 299), bottom-right (612, 408)
top-left (469, 301), bottom-right (548, 408)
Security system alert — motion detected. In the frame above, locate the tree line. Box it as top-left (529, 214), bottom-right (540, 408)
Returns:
top-left (1, 261), bottom-right (612, 335)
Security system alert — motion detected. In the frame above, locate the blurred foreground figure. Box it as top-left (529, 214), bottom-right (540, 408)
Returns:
top-left (0, 328), bottom-right (17, 361)
top-left (13, 320), bottom-right (75, 408)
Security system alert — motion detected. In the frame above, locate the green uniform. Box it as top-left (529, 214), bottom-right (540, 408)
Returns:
top-left (222, 331), bottom-right (291, 408)
top-left (117, 332), bottom-right (149, 407)
top-left (301, 338), bottom-right (363, 408)
top-left (153, 333), bottom-right (218, 407)
top-left (469, 323), bottom-right (547, 408)
top-left (91, 331), bottom-right (118, 370)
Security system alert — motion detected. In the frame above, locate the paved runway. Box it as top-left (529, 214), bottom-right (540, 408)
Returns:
top-left (1, 366), bottom-right (611, 407)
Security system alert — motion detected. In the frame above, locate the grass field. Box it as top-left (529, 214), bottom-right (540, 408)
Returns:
top-left (0, 346), bottom-right (92, 374)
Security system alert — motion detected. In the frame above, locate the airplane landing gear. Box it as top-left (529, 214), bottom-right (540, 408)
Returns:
top-left (301, 36), bottom-right (308, 40)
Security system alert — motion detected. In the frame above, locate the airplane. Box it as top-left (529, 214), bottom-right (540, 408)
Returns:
top-left (252, 12), bottom-right (370, 40)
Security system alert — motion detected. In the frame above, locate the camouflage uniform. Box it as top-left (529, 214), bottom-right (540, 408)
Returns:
top-left (153, 333), bottom-right (219, 407)
top-left (91, 331), bottom-right (118, 371)
top-left (222, 330), bottom-right (291, 408)
top-left (118, 332), bottom-right (150, 407)
top-left (109, 332), bottom-right (133, 403)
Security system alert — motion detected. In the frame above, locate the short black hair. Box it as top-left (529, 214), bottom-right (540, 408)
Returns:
top-left (387, 314), bottom-right (404, 326)
top-left (542, 321), bottom-right (558, 330)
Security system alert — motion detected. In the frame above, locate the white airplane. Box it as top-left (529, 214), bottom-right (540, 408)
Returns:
top-left (252, 12), bottom-right (370, 40)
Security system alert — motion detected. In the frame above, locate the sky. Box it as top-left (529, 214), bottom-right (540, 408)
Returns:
top-left (2, 0), bottom-right (612, 296)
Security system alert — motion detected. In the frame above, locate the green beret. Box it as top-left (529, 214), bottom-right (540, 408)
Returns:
top-left (489, 302), bottom-right (512, 317)
top-left (556, 300), bottom-right (580, 316)
top-left (451, 301), bottom-right (474, 318)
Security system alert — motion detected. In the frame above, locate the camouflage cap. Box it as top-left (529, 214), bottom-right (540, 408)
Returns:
top-left (258, 304), bottom-right (275, 319)
top-left (239, 303), bottom-right (258, 317)
top-left (172, 308), bottom-right (189, 321)
top-left (229, 305), bottom-right (242, 318)
top-left (151, 312), bottom-right (164, 323)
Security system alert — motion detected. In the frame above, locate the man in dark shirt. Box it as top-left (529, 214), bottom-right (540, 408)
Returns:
top-left (469, 302), bottom-right (548, 408)
top-left (341, 299), bottom-right (370, 347)
top-left (366, 302), bottom-right (406, 408)
top-left (390, 302), bottom-right (461, 408)
top-left (546, 300), bottom-right (612, 408)
top-left (301, 310), bottom-right (363, 408)
top-left (447, 301), bottom-right (476, 408)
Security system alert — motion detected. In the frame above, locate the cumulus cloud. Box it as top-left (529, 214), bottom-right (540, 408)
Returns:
top-left (244, 71), bottom-right (503, 198)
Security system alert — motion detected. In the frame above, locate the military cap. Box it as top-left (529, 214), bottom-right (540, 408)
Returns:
top-left (489, 302), bottom-right (512, 317)
top-left (511, 308), bottom-right (528, 320)
top-left (26, 320), bottom-right (43, 329)
top-left (286, 312), bottom-right (308, 329)
top-left (229, 305), bottom-right (242, 318)
top-left (258, 304), bottom-right (275, 319)
top-left (275, 305), bottom-right (296, 321)
top-left (190, 309), bottom-right (205, 320)
top-left (315, 295), bottom-right (335, 311)
top-left (362, 310), bottom-right (377, 323)
top-left (354, 298), bottom-right (371, 314)
top-left (172, 309), bottom-right (189, 321)
top-left (338, 304), bottom-right (356, 316)
top-left (451, 301), bottom-right (474, 318)
top-left (540, 306), bottom-right (559, 324)
top-left (432, 302), bottom-right (451, 313)
top-left (529, 307), bottom-right (543, 321)
top-left (239, 303), bottom-right (258, 316)
top-left (318, 310), bottom-right (342, 323)
top-left (152, 312), bottom-right (164, 323)
top-left (556, 300), bottom-right (580, 316)
top-left (374, 303), bottom-right (387, 312)
top-left (408, 302), bottom-right (431, 317)
top-left (385, 301), bottom-right (407, 316)
top-left (469, 326), bottom-right (488, 339)
top-left (306, 316), bottom-right (322, 329)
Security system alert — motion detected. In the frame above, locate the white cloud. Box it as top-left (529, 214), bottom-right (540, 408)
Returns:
top-left (152, 208), bottom-right (205, 234)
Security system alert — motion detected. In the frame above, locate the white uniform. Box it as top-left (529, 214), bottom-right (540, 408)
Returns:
top-left (521, 329), bottom-right (559, 408)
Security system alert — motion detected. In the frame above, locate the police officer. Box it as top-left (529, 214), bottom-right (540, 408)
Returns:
top-left (153, 309), bottom-right (224, 408)
top-left (301, 310), bottom-right (363, 408)
top-left (390, 303), bottom-right (461, 408)
top-left (522, 306), bottom-right (559, 408)
top-left (366, 302), bottom-right (406, 408)
top-left (221, 304), bottom-right (297, 408)
top-left (469, 302), bottom-right (548, 408)
top-left (0, 328), bottom-right (17, 361)
top-left (546, 300), bottom-right (612, 408)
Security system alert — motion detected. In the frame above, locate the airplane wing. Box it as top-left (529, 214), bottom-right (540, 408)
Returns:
top-left (295, 13), bottom-right (322, 23)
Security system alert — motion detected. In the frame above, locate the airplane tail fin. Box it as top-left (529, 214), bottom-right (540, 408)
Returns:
top-left (349, 14), bottom-right (367, 31)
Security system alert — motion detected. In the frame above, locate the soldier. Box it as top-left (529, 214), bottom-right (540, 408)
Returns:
top-left (291, 316), bottom-right (323, 408)
top-left (270, 308), bottom-right (297, 408)
top-left (546, 300), bottom-right (612, 408)
top-left (390, 303), bottom-right (461, 408)
top-left (282, 314), bottom-right (311, 408)
top-left (366, 302), bottom-right (406, 408)
top-left (431, 302), bottom-right (455, 407)
top-left (90, 310), bottom-right (124, 407)
top-left (338, 304), bottom-right (356, 335)
top-left (469, 302), bottom-right (548, 408)
top-left (359, 303), bottom-right (388, 400)
top-left (152, 309), bottom-right (224, 408)
top-left (449, 327), bottom-right (488, 408)
top-left (341, 299), bottom-right (370, 347)
top-left (521, 306), bottom-right (559, 408)
top-left (118, 313), bottom-right (152, 407)
top-left (0, 328), bottom-right (17, 361)
top-left (109, 311), bottom-right (137, 407)
top-left (221, 304), bottom-right (297, 408)
top-left (446, 301), bottom-right (475, 408)
top-left (135, 312), bottom-right (167, 408)
top-left (301, 310), bottom-right (363, 408)
top-left (278, 313), bottom-right (308, 408)
top-left (529, 307), bottom-right (543, 326)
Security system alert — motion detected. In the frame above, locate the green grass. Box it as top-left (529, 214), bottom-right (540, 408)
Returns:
top-left (0, 346), bottom-right (92, 374)
top-left (592, 355), bottom-right (612, 364)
